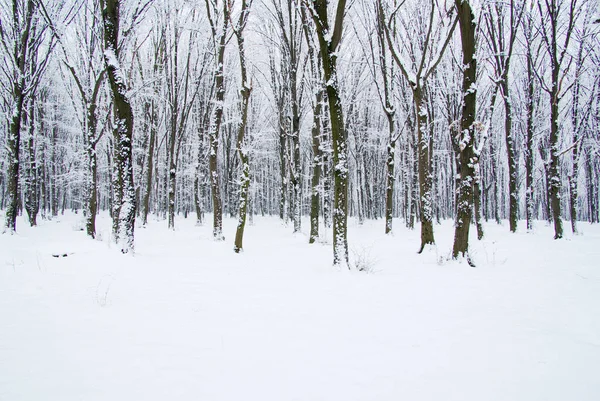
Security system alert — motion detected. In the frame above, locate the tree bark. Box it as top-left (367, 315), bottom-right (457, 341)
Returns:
top-left (233, 0), bottom-right (252, 253)
top-left (206, 0), bottom-right (229, 240)
top-left (311, 0), bottom-right (349, 266)
top-left (4, 0), bottom-right (35, 232)
top-left (101, 0), bottom-right (137, 253)
top-left (525, 41), bottom-right (536, 231)
top-left (452, 0), bottom-right (477, 262)
top-left (414, 88), bottom-right (435, 252)
top-left (24, 99), bottom-right (39, 227)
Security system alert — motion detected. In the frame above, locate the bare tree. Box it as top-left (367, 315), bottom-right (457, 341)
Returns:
top-left (269, 0), bottom-right (304, 233)
top-left (452, 0), bottom-right (477, 262)
top-left (522, 4), bottom-right (543, 231)
top-left (356, 1), bottom-right (401, 234)
top-left (300, 1), bottom-right (324, 243)
top-left (306, 0), bottom-right (349, 266)
top-left (140, 25), bottom-right (165, 226)
top-left (379, 0), bottom-right (457, 252)
top-left (163, 3), bottom-right (205, 230)
top-left (99, 0), bottom-right (148, 252)
top-left (536, 0), bottom-right (581, 239)
top-left (233, 0), bottom-right (253, 253)
top-left (205, 0), bottom-right (229, 240)
top-left (0, 0), bottom-right (53, 231)
top-left (45, 0), bottom-right (107, 238)
top-left (567, 3), bottom-right (594, 233)
top-left (483, 0), bottom-right (525, 233)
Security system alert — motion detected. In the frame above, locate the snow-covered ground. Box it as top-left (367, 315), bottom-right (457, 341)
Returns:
top-left (1, 212), bottom-right (599, 401)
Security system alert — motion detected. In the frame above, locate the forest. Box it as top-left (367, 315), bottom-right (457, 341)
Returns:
top-left (2, 1), bottom-right (600, 400)
top-left (1, 0), bottom-right (599, 265)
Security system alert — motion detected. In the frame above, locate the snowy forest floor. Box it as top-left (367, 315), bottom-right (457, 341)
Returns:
top-left (1, 212), bottom-right (600, 401)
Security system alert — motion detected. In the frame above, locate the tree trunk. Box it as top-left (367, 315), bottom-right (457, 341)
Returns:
top-left (385, 116), bottom-right (395, 234)
top-left (142, 100), bottom-right (156, 226)
top-left (233, 4), bottom-right (252, 253)
top-left (452, 0), bottom-right (477, 262)
top-left (312, 0), bottom-right (349, 267)
top-left (194, 123), bottom-right (205, 226)
top-left (549, 77), bottom-right (563, 238)
top-left (309, 91), bottom-right (323, 244)
top-left (474, 164), bottom-right (484, 240)
top-left (4, 0), bottom-right (35, 232)
top-left (85, 139), bottom-right (98, 238)
top-left (525, 49), bottom-right (535, 231)
top-left (414, 89), bottom-right (435, 252)
top-left (502, 81), bottom-right (518, 233)
top-left (279, 121), bottom-right (287, 221)
top-left (207, 0), bottom-right (229, 241)
top-left (585, 149), bottom-right (598, 223)
top-left (101, 0), bottom-right (137, 253)
top-left (569, 39), bottom-right (585, 234)
top-left (24, 100), bottom-right (39, 227)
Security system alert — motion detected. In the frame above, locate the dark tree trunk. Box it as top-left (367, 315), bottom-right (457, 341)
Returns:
top-left (452, 0), bottom-right (477, 262)
top-left (502, 82), bottom-right (518, 232)
top-left (312, 0), bottom-right (349, 266)
top-left (585, 149), bottom-right (598, 223)
top-left (233, 2), bottom-right (252, 253)
top-left (549, 77), bottom-right (563, 238)
top-left (525, 47), bottom-right (535, 231)
top-left (24, 100), bottom-right (39, 227)
top-left (101, 0), bottom-right (137, 253)
top-left (309, 91), bottom-right (323, 244)
top-left (414, 89), bottom-right (435, 252)
top-left (206, 0), bottom-right (229, 240)
top-left (142, 100), bottom-right (157, 226)
top-left (167, 50), bottom-right (178, 230)
top-left (279, 122), bottom-right (287, 221)
top-left (4, 0), bottom-right (35, 232)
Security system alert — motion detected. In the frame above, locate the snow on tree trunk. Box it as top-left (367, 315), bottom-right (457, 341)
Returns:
top-left (452, 0), bottom-right (477, 263)
top-left (101, 0), bottom-right (136, 253)
top-left (3, 0), bottom-right (35, 233)
top-left (311, 0), bottom-right (349, 267)
top-left (233, 0), bottom-right (253, 253)
top-left (206, 0), bottom-right (229, 241)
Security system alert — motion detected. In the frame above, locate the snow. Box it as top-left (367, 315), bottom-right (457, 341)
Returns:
top-left (1, 212), bottom-right (600, 401)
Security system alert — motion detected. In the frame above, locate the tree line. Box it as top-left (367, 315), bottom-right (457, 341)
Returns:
top-left (1, 0), bottom-right (598, 266)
